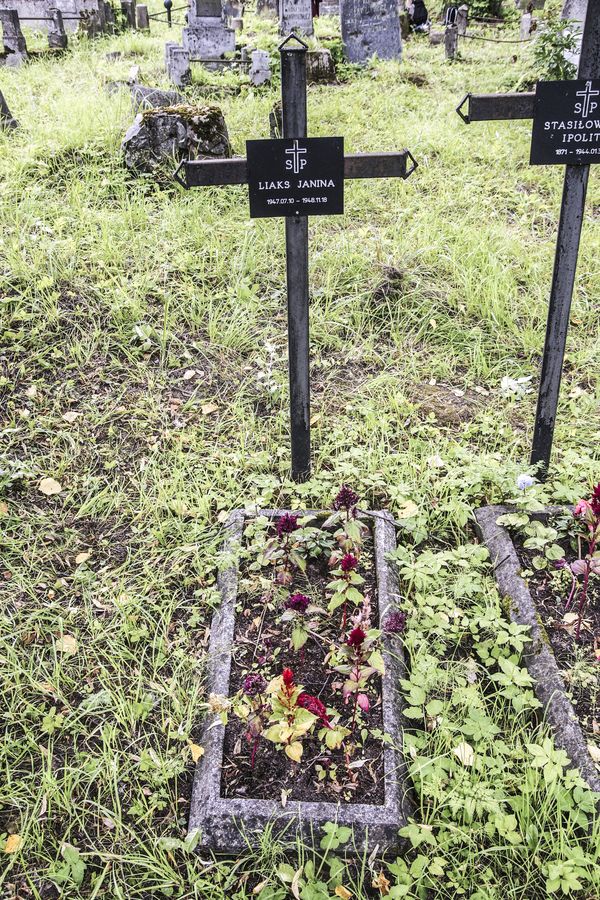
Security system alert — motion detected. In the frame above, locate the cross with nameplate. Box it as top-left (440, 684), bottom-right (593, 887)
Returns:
top-left (456, 0), bottom-right (599, 477)
top-left (174, 33), bottom-right (417, 482)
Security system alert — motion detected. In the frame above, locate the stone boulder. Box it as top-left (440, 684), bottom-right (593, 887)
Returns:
top-left (122, 104), bottom-right (231, 174)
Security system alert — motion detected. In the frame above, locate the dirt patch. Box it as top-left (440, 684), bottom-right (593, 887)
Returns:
top-left (412, 383), bottom-right (482, 425)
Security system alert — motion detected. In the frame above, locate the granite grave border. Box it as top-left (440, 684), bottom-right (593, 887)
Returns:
top-left (189, 508), bottom-right (414, 854)
top-left (475, 504), bottom-right (600, 793)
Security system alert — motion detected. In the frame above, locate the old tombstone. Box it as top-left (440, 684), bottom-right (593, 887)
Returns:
top-left (165, 42), bottom-right (192, 85)
top-left (520, 10), bottom-right (532, 40)
top-left (0, 10), bottom-right (28, 66)
top-left (445, 22), bottom-right (458, 58)
top-left (123, 104), bottom-right (231, 173)
top-left (48, 7), bottom-right (68, 48)
top-left (120, 0), bottom-right (135, 27)
top-left (0, 89), bottom-right (18, 129)
top-left (256, 0), bottom-right (277, 14)
top-left (0, 0), bottom-right (109, 33)
top-left (306, 47), bottom-right (336, 82)
top-left (183, 0), bottom-right (236, 59)
top-left (136, 3), bottom-right (149, 29)
top-left (456, 3), bottom-right (468, 35)
top-left (249, 48), bottom-right (271, 85)
top-left (340, 0), bottom-right (402, 64)
top-left (562, 0), bottom-right (588, 69)
top-left (456, 0), bottom-right (600, 474)
top-left (174, 34), bottom-right (417, 480)
top-left (280, 0), bottom-right (313, 35)
top-left (320, 0), bottom-right (340, 12)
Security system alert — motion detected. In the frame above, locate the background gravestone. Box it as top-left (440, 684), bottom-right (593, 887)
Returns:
top-left (340, 0), bottom-right (402, 63)
top-left (256, 0), bottom-right (277, 13)
top-left (279, 0), bottom-right (313, 35)
top-left (183, 0), bottom-right (236, 59)
top-left (562, 0), bottom-right (588, 69)
top-left (0, 10), bottom-right (28, 65)
top-left (0, 0), bottom-right (107, 33)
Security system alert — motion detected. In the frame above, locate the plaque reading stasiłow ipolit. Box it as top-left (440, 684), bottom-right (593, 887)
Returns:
top-left (246, 137), bottom-right (344, 218)
top-left (530, 79), bottom-right (600, 166)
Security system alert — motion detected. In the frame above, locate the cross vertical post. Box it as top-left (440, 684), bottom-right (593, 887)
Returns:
top-left (530, 1), bottom-right (599, 472)
top-left (281, 39), bottom-right (311, 482)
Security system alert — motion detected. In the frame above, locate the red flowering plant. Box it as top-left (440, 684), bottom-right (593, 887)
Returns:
top-left (262, 668), bottom-right (320, 762)
top-left (253, 513), bottom-right (331, 586)
top-left (280, 592), bottom-right (325, 652)
top-left (323, 485), bottom-right (369, 560)
top-left (326, 552), bottom-right (366, 633)
top-left (328, 605), bottom-right (385, 741)
top-left (555, 484), bottom-right (600, 639)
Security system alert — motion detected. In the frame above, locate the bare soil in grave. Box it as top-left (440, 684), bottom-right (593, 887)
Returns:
top-left (516, 544), bottom-right (600, 737)
top-left (220, 528), bottom-right (386, 805)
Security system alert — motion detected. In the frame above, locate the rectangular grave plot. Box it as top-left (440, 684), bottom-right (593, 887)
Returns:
top-left (475, 505), bottom-right (600, 793)
top-left (189, 509), bottom-right (413, 854)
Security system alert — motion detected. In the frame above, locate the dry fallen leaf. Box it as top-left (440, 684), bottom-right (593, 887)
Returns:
top-left (396, 500), bottom-right (418, 519)
top-left (335, 887), bottom-right (353, 900)
top-left (62, 411), bottom-right (80, 423)
top-left (26, 386), bottom-right (37, 399)
top-left (252, 881), bottom-right (269, 896)
top-left (0, 501), bottom-right (8, 517)
top-left (588, 743), bottom-right (600, 764)
top-left (4, 835), bottom-right (23, 854)
top-left (39, 477), bottom-right (62, 496)
top-left (187, 740), bottom-right (204, 763)
top-left (372, 871), bottom-right (391, 896)
top-left (183, 369), bottom-right (196, 381)
top-left (201, 402), bottom-right (219, 416)
top-left (75, 551), bottom-right (92, 565)
top-left (56, 634), bottom-right (78, 655)
top-left (453, 741), bottom-right (474, 766)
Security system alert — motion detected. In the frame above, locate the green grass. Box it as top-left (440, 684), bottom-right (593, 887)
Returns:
top-left (1, 8), bottom-right (599, 898)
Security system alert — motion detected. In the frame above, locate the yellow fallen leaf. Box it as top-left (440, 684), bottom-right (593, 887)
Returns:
top-left (56, 634), bottom-right (78, 655)
top-left (188, 740), bottom-right (204, 763)
top-left (396, 499), bottom-right (418, 519)
top-left (39, 477), bottom-right (62, 496)
top-left (453, 741), bottom-right (474, 766)
top-left (588, 743), bottom-right (600, 764)
top-left (4, 835), bottom-right (22, 854)
top-left (310, 413), bottom-right (322, 426)
top-left (335, 887), bottom-right (353, 900)
top-left (201, 402), bottom-right (218, 416)
top-left (372, 871), bottom-right (390, 895)
top-left (0, 501), bottom-right (8, 517)
top-left (75, 551), bottom-right (92, 565)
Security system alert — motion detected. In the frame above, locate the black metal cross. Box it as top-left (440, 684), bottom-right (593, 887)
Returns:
top-left (456, 0), bottom-right (600, 477)
top-left (174, 33), bottom-right (417, 482)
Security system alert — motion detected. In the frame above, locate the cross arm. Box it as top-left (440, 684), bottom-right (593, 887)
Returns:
top-left (174, 150), bottom-right (418, 189)
top-left (456, 92), bottom-right (535, 124)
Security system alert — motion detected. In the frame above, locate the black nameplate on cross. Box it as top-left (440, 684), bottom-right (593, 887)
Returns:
top-left (456, 0), bottom-right (600, 477)
top-left (174, 33), bottom-right (417, 482)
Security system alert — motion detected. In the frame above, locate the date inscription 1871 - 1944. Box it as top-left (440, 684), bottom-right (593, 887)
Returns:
top-left (246, 136), bottom-right (344, 218)
top-left (530, 79), bottom-right (600, 166)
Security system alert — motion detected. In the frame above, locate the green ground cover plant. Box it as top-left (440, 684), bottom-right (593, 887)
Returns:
top-left (1, 6), bottom-right (599, 898)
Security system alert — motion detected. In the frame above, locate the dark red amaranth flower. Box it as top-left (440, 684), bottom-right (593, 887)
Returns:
top-left (340, 553), bottom-right (358, 573)
top-left (590, 483), bottom-right (600, 517)
top-left (243, 673), bottom-right (267, 697)
top-left (277, 513), bottom-right (300, 538)
top-left (347, 626), bottom-right (366, 648)
top-left (333, 485), bottom-right (359, 513)
top-left (297, 692), bottom-right (332, 728)
top-left (286, 593), bottom-right (311, 613)
top-left (384, 611), bottom-right (407, 634)
top-left (282, 667), bottom-right (295, 688)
